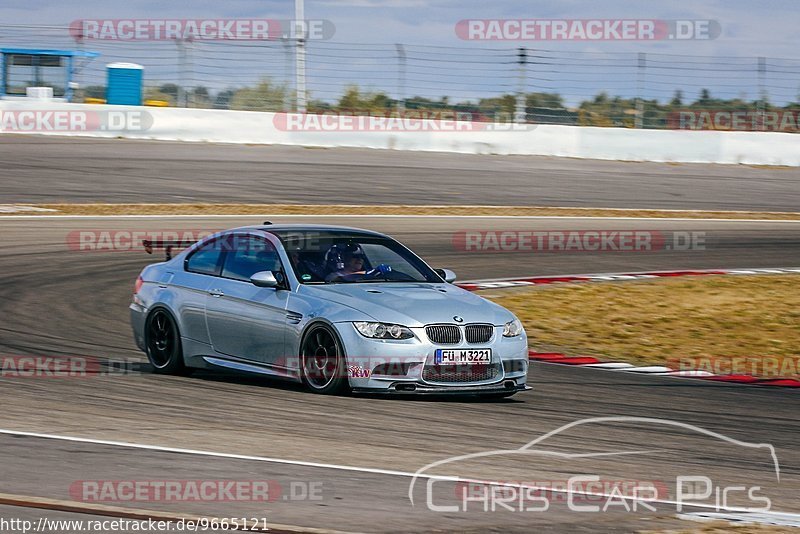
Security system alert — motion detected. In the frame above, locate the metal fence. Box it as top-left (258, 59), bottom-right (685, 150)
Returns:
top-left (1, 24), bottom-right (799, 130)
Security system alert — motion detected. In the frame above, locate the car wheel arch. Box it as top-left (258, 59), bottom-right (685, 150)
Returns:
top-left (143, 305), bottom-right (191, 374)
top-left (299, 319), bottom-right (349, 356)
top-left (298, 319), bottom-right (352, 386)
top-left (144, 305), bottom-right (185, 354)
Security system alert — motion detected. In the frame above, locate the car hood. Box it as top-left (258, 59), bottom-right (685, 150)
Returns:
top-left (301, 283), bottom-right (515, 326)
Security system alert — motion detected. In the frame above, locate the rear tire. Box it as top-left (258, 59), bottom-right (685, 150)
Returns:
top-left (300, 324), bottom-right (348, 394)
top-left (145, 309), bottom-right (188, 375)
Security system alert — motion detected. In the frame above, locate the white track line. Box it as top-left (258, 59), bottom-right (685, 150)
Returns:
top-left (0, 428), bottom-right (794, 518)
top-left (0, 428), bottom-right (415, 478)
top-left (2, 214), bottom-right (800, 222)
top-left (0, 204), bottom-right (795, 214)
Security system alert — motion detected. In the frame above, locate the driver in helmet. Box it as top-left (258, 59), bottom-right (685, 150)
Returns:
top-left (325, 243), bottom-right (392, 282)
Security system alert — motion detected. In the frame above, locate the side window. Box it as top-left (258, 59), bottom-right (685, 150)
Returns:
top-left (222, 236), bottom-right (283, 282)
top-left (185, 239), bottom-right (224, 276)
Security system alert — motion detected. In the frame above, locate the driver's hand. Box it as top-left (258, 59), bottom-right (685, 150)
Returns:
top-left (366, 263), bottom-right (392, 276)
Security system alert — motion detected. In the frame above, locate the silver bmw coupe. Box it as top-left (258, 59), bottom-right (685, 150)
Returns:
top-left (130, 224), bottom-right (530, 397)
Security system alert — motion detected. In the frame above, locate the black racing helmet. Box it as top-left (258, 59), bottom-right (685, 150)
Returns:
top-left (325, 242), bottom-right (365, 271)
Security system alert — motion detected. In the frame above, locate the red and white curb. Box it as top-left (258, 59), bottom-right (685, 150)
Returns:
top-left (528, 351), bottom-right (800, 388)
top-left (457, 267), bottom-right (800, 291)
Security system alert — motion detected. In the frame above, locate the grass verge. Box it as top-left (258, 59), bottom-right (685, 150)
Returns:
top-left (483, 275), bottom-right (800, 373)
top-left (2, 203), bottom-right (800, 220)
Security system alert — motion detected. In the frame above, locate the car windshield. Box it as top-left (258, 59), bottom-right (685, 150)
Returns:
top-left (271, 230), bottom-right (442, 284)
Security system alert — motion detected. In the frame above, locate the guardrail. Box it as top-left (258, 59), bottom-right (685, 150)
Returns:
top-left (1, 101), bottom-right (798, 166)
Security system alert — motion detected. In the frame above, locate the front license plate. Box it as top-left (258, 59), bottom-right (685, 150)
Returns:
top-left (435, 349), bottom-right (492, 365)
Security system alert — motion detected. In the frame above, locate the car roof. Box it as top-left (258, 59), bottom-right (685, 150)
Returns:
top-left (228, 224), bottom-right (390, 238)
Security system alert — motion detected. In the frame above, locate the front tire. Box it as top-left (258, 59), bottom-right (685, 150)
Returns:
top-left (300, 324), bottom-right (348, 394)
top-left (145, 309), bottom-right (187, 375)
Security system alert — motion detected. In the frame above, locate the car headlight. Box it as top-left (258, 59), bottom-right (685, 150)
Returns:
top-left (502, 318), bottom-right (524, 337)
top-left (353, 322), bottom-right (414, 340)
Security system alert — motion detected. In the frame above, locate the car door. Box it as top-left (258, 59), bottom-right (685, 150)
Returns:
top-left (172, 237), bottom-right (226, 345)
top-left (204, 233), bottom-right (289, 366)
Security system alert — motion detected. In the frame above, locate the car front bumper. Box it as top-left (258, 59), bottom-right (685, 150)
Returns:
top-left (352, 382), bottom-right (531, 395)
top-left (334, 322), bottom-right (530, 394)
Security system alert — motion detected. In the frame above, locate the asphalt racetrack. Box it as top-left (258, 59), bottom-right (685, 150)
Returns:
top-left (2, 135), bottom-right (800, 210)
top-left (0, 137), bottom-right (799, 532)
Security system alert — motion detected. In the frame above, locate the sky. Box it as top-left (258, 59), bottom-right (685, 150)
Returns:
top-left (0, 0), bottom-right (798, 106)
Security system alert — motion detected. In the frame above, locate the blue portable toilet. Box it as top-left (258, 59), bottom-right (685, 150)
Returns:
top-left (106, 63), bottom-right (143, 105)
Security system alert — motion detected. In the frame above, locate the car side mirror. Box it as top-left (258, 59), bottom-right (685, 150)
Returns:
top-left (250, 271), bottom-right (279, 288)
top-left (435, 268), bottom-right (457, 283)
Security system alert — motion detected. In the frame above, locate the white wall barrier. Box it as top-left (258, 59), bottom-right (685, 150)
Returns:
top-left (1, 100), bottom-right (799, 166)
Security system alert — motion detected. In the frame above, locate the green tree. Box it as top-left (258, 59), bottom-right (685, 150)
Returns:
top-left (526, 92), bottom-right (564, 109)
top-left (192, 86), bottom-right (211, 108)
top-left (159, 84), bottom-right (179, 100)
top-left (144, 87), bottom-right (175, 105)
top-left (230, 80), bottom-right (287, 112)
top-left (337, 85), bottom-right (392, 112)
top-left (477, 95), bottom-right (516, 118)
top-left (213, 89), bottom-right (235, 110)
